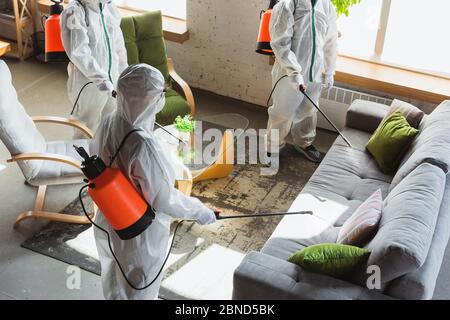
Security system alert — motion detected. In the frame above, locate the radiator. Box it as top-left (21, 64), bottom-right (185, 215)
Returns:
top-left (317, 86), bottom-right (392, 131)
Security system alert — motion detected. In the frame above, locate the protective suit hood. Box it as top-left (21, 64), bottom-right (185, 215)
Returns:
top-left (116, 64), bottom-right (165, 131)
top-left (78, 0), bottom-right (110, 10)
top-left (288, 0), bottom-right (316, 10)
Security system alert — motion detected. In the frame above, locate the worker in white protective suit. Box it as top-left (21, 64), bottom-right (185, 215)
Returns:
top-left (266, 0), bottom-right (338, 162)
top-left (90, 64), bottom-right (218, 300)
top-left (61, 0), bottom-right (128, 138)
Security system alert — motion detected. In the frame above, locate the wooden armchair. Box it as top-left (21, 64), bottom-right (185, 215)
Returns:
top-left (0, 61), bottom-right (96, 228)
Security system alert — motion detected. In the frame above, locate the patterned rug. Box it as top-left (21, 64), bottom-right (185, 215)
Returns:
top-left (21, 144), bottom-right (318, 299)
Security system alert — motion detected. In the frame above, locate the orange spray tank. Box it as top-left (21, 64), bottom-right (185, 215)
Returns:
top-left (74, 146), bottom-right (155, 240)
top-left (45, 0), bottom-right (68, 62)
top-left (256, 0), bottom-right (278, 56)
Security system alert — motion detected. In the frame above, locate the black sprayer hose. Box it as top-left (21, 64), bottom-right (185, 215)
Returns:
top-left (70, 82), bottom-right (94, 115)
top-left (154, 122), bottom-right (187, 146)
top-left (79, 184), bottom-right (184, 291)
top-left (108, 129), bottom-right (142, 167)
top-left (266, 75), bottom-right (288, 107)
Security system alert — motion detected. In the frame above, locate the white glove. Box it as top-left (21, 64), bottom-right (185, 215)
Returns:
top-left (290, 73), bottom-right (304, 91)
top-left (322, 74), bottom-right (334, 90)
top-left (97, 80), bottom-right (115, 95)
top-left (197, 209), bottom-right (217, 225)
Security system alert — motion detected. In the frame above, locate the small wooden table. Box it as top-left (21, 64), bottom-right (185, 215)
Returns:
top-left (0, 41), bottom-right (11, 57)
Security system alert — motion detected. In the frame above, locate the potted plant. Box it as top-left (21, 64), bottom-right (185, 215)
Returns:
top-left (174, 114), bottom-right (195, 147)
top-left (331, 0), bottom-right (361, 17)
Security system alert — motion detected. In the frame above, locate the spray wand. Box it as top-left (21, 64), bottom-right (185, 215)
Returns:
top-left (216, 210), bottom-right (312, 220)
top-left (267, 75), bottom-right (353, 148)
top-left (299, 86), bottom-right (353, 148)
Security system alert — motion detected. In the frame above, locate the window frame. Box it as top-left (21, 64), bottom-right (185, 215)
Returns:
top-left (115, 1), bottom-right (186, 21)
top-left (339, 0), bottom-right (450, 80)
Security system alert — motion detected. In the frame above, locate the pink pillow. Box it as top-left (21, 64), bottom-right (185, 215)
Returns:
top-left (337, 189), bottom-right (383, 246)
top-left (386, 99), bottom-right (424, 129)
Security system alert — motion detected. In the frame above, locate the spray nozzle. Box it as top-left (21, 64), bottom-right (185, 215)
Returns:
top-left (74, 145), bottom-right (91, 162)
top-left (50, 0), bottom-right (64, 15)
top-left (74, 145), bottom-right (107, 180)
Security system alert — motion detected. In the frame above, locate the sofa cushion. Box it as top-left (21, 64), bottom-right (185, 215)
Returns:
top-left (390, 100), bottom-right (450, 191)
top-left (262, 207), bottom-right (339, 260)
top-left (233, 251), bottom-right (395, 300)
top-left (345, 99), bottom-right (390, 133)
top-left (367, 163), bottom-right (446, 284)
top-left (386, 176), bottom-right (450, 299)
top-left (29, 139), bottom-right (87, 186)
top-left (301, 138), bottom-right (392, 226)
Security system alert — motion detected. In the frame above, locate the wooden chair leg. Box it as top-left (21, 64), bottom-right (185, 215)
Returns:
top-left (14, 185), bottom-right (97, 228)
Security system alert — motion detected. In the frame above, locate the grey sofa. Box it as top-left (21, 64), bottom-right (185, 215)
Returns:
top-left (233, 99), bottom-right (450, 300)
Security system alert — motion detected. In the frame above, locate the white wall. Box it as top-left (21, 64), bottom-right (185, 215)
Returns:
top-left (166, 0), bottom-right (273, 107)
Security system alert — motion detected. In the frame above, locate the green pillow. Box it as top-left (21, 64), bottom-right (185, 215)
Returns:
top-left (366, 111), bottom-right (419, 174)
top-left (288, 243), bottom-right (370, 277)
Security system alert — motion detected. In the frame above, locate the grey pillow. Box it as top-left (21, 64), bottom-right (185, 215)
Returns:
top-left (337, 189), bottom-right (382, 246)
top-left (385, 99), bottom-right (424, 129)
top-left (367, 162), bottom-right (446, 284)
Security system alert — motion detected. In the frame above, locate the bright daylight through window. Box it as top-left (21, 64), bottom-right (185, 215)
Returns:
top-left (114, 0), bottom-right (186, 19)
top-left (337, 0), bottom-right (450, 78)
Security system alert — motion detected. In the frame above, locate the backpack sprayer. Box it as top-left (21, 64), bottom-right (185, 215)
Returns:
top-left (74, 132), bottom-right (312, 291)
top-left (44, 0), bottom-right (68, 62)
top-left (255, 0), bottom-right (278, 55)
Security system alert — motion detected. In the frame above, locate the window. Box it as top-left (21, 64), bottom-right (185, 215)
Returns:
top-left (114, 0), bottom-right (186, 20)
top-left (337, 0), bottom-right (450, 78)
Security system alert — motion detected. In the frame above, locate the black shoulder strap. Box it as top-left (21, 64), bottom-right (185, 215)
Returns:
top-left (109, 129), bottom-right (142, 167)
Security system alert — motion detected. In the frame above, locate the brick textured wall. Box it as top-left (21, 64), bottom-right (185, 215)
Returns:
top-left (166, 0), bottom-right (438, 111)
top-left (166, 0), bottom-right (273, 107)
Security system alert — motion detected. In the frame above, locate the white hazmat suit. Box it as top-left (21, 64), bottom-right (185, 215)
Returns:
top-left (61, 0), bottom-right (128, 138)
top-left (266, 0), bottom-right (338, 150)
top-left (90, 64), bottom-right (216, 300)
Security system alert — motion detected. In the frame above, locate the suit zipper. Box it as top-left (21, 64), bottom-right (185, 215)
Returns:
top-left (309, 4), bottom-right (316, 82)
top-left (100, 3), bottom-right (113, 83)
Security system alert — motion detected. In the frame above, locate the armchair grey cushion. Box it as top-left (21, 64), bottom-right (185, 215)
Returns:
top-left (367, 163), bottom-right (446, 284)
top-left (0, 60), bottom-right (46, 180)
top-left (28, 139), bottom-right (88, 186)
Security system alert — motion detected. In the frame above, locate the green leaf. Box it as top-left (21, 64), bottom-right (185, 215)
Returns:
top-left (174, 115), bottom-right (195, 132)
top-left (331, 0), bottom-right (361, 17)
